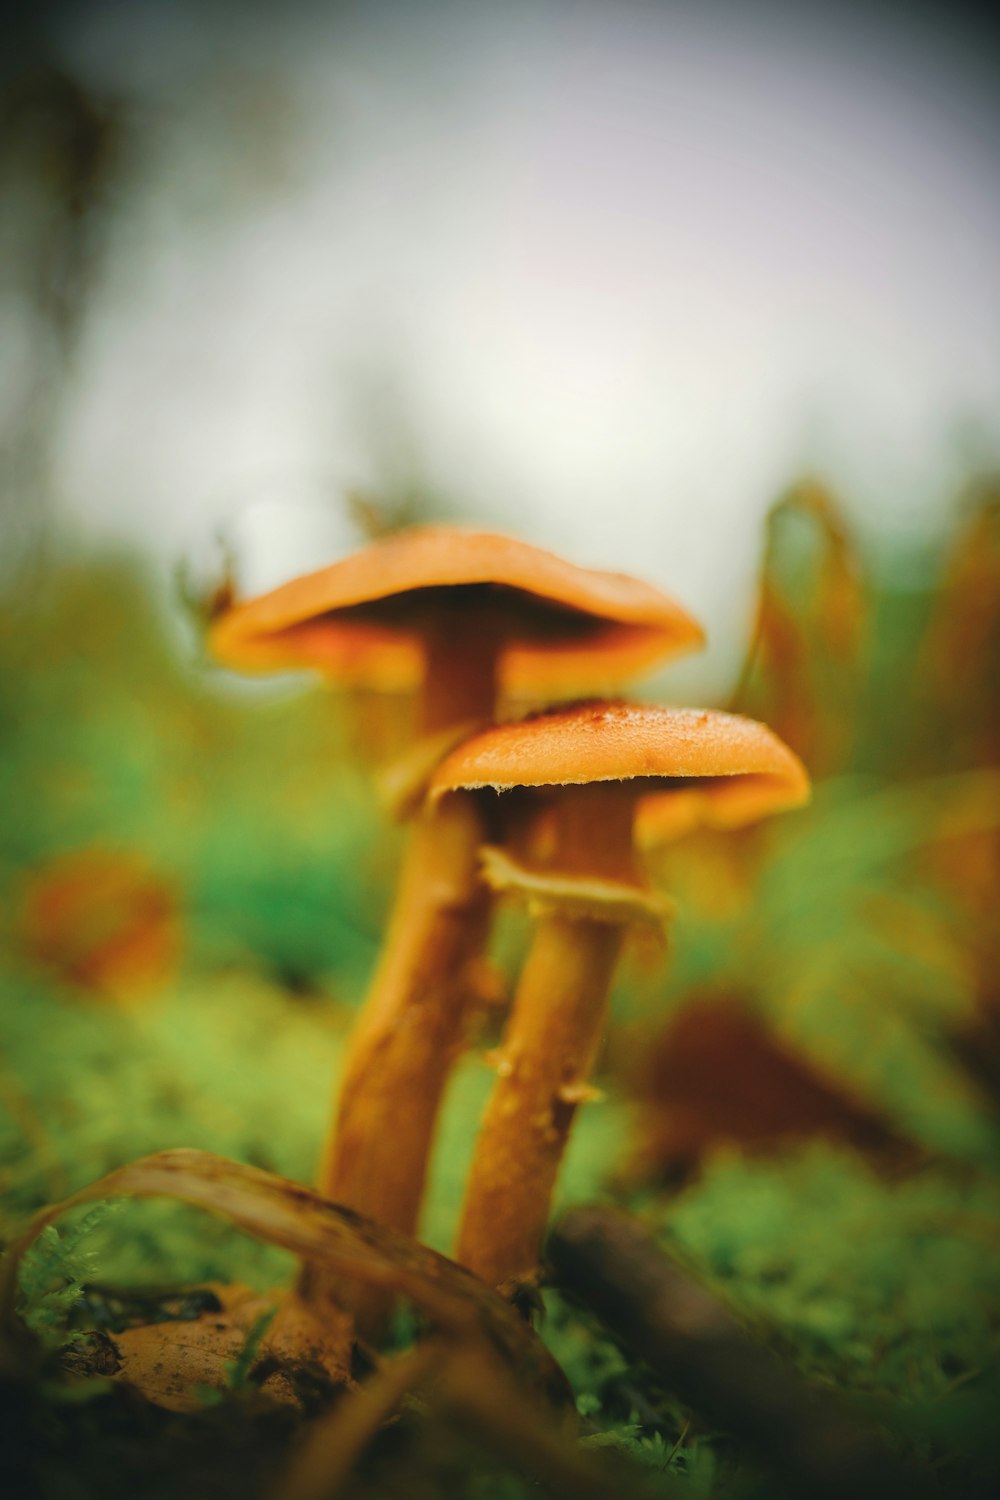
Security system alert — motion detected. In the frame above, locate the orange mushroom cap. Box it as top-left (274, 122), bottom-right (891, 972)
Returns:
top-left (428, 701), bottom-right (810, 835)
top-left (208, 527), bottom-right (704, 694)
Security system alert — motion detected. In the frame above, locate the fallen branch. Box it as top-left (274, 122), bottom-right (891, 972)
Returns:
top-left (548, 1204), bottom-right (934, 1500)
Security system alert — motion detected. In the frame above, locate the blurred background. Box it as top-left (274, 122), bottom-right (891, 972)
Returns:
top-left (3, 0), bottom-right (1000, 669)
top-left (3, 1), bottom-right (1000, 1493)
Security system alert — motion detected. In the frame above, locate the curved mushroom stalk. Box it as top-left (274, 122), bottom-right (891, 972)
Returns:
top-left (317, 793), bottom-right (491, 1244)
top-left (316, 615), bottom-right (501, 1224)
top-left (305, 626), bottom-right (500, 1333)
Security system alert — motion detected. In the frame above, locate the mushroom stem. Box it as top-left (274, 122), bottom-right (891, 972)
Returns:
top-left (455, 911), bottom-right (625, 1289)
top-left (456, 783), bottom-right (639, 1288)
top-left (419, 613), bottom-right (500, 734)
top-left (303, 793), bottom-right (492, 1328)
top-left (316, 793), bottom-right (491, 1225)
top-left (303, 622), bottom-right (501, 1331)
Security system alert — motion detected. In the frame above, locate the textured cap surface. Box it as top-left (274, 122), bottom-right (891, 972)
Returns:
top-left (429, 701), bottom-right (810, 834)
top-left (209, 527), bottom-right (703, 692)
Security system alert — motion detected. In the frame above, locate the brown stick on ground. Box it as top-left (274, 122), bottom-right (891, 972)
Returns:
top-left (275, 1338), bottom-right (659, 1500)
top-left (547, 1205), bottom-right (934, 1500)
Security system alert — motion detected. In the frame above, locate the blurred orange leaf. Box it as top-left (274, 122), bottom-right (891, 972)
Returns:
top-left (734, 477), bottom-right (866, 777)
top-left (16, 847), bottom-right (180, 1003)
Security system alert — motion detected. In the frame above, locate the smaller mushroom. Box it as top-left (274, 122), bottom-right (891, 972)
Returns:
top-left (427, 702), bottom-right (809, 1289)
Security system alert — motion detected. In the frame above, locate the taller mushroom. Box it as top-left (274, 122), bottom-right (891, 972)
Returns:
top-left (209, 528), bottom-right (703, 1258)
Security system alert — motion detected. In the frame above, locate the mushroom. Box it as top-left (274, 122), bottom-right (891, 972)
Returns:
top-left (209, 526), bottom-right (704, 707)
top-left (209, 531), bottom-right (703, 1264)
top-left (427, 701), bottom-right (809, 1289)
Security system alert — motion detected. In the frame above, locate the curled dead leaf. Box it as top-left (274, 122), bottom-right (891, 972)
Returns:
top-left (0, 1148), bottom-right (570, 1409)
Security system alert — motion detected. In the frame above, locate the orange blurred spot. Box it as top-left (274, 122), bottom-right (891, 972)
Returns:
top-left (17, 847), bottom-right (180, 1004)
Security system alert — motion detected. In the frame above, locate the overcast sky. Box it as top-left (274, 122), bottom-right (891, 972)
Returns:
top-left (7, 0), bottom-right (1000, 683)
